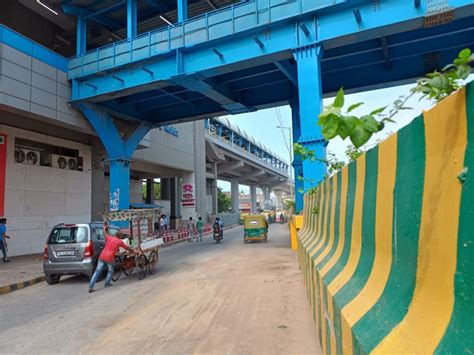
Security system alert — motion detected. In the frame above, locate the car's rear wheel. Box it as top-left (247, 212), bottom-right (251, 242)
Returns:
top-left (45, 274), bottom-right (61, 285)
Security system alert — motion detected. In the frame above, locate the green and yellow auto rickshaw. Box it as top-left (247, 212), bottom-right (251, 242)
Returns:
top-left (243, 214), bottom-right (268, 243)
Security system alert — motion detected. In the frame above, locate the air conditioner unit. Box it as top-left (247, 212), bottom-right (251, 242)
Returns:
top-left (51, 154), bottom-right (78, 170)
top-left (15, 148), bottom-right (40, 166)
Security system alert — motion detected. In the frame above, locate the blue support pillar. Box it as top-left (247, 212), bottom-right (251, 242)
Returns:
top-left (76, 16), bottom-right (87, 55)
top-left (75, 103), bottom-right (151, 212)
top-left (127, 0), bottom-right (137, 39)
top-left (290, 100), bottom-right (304, 213)
top-left (177, 0), bottom-right (188, 23)
top-left (293, 44), bottom-right (327, 196)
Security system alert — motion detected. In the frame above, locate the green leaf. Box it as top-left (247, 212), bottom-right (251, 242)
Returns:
top-left (457, 64), bottom-right (472, 80)
top-left (347, 102), bottom-right (364, 112)
top-left (442, 63), bottom-right (457, 72)
top-left (459, 48), bottom-right (472, 60)
top-left (337, 119), bottom-right (350, 140)
top-left (334, 87), bottom-right (345, 108)
top-left (350, 125), bottom-right (372, 148)
top-left (321, 116), bottom-right (339, 140)
top-left (362, 115), bottom-right (380, 133)
top-left (370, 106), bottom-right (387, 115)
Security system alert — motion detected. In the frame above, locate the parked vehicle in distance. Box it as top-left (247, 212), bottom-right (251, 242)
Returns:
top-left (43, 222), bottom-right (119, 285)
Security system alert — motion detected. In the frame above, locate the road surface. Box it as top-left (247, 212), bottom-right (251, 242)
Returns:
top-left (0, 224), bottom-right (321, 354)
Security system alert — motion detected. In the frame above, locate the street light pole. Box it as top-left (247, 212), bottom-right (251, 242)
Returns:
top-left (276, 125), bottom-right (293, 207)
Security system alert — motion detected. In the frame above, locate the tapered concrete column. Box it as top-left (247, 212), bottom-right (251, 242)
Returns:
top-left (146, 179), bottom-right (154, 204)
top-left (231, 179), bottom-right (240, 213)
top-left (250, 185), bottom-right (257, 213)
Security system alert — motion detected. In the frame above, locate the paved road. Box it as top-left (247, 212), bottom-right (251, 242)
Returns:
top-left (0, 224), bottom-right (320, 354)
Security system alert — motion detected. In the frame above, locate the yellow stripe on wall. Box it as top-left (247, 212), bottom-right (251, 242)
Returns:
top-left (340, 134), bottom-right (398, 354)
top-left (328, 155), bottom-right (366, 295)
top-left (374, 88), bottom-right (467, 353)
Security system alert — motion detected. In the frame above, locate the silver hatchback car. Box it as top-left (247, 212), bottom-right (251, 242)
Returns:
top-left (43, 222), bottom-right (119, 285)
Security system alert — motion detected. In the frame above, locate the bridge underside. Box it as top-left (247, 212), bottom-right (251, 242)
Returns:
top-left (84, 15), bottom-right (474, 125)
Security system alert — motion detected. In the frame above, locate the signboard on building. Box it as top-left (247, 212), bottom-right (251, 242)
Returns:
top-left (0, 133), bottom-right (7, 216)
top-left (182, 183), bottom-right (195, 207)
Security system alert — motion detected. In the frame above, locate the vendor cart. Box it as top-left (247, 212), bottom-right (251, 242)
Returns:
top-left (103, 208), bottom-right (164, 281)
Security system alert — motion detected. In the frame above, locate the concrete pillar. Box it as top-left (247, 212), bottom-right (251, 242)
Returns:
top-left (275, 192), bottom-right (283, 210)
top-left (293, 44), bottom-right (327, 194)
top-left (193, 121), bottom-right (206, 218)
top-left (211, 162), bottom-right (218, 214)
top-left (91, 137), bottom-right (105, 221)
top-left (231, 179), bottom-right (239, 213)
top-left (169, 177), bottom-right (180, 229)
top-left (146, 179), bottom-right (154, 204)
top-left (250, 185), bottom-right (257, 213)
top-left (161, 178), bottom-right (171, 200)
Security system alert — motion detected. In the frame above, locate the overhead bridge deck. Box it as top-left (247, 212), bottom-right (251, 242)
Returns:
top-left (63, 0), bottom-right (474, 211)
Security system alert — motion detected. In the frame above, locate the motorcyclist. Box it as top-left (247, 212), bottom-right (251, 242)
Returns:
top-left (213, 217), bottom-right (224, 240)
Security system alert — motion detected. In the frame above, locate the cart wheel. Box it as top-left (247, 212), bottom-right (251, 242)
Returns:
top-left (148, 251), bottom-right (158, 275)
top-left (112, 256), bottom-right (122, 281)
top-left (122, 255), bottom-right (135, 276)
top-left (137, 254), bottom-right (148, 280)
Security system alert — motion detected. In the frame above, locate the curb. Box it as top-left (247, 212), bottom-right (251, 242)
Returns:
top-left (0, 276), bottom-right (45, 296)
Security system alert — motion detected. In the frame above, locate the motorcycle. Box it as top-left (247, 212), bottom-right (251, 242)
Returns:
top-left (213, 223), bottom-right (222, 244)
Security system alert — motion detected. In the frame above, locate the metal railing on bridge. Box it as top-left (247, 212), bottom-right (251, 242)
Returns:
top-left (205, 117), bottom-right (289, 175)
top-left (68, 0), bottom-right (334, 78)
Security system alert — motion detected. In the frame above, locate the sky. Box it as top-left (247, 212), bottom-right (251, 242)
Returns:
top-left (218, 83), bottom-right (433, 193)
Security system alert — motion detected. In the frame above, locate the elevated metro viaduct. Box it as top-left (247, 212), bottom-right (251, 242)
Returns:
top-left (62, 0), bottom-right (474, 212)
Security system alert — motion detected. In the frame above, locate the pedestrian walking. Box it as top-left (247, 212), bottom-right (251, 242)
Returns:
top-left (159, 214), bottom-right (165, 236)
top-left (88, 222), bottom-right (136, 293)
top-left (187, 217), bottom-right (197, 242)
top-left (0, 218), bottom-right (10, 262)
top-left (163, 214), bottom-right (169, 230)
top-left (196, 216), bottom-right (204, 242)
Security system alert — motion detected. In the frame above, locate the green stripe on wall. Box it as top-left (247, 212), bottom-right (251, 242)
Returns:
top-left (322, 162), bottom-right (357, 354)
top-left (352, 115), bottom-right (426, 354)
top-left (435, 84), bottom-right (474, 354)
top-left (332, 146), bottom-right (379, 353)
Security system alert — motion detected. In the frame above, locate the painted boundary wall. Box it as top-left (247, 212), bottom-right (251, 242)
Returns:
top-left (297, 83), bottom-right (474, 354)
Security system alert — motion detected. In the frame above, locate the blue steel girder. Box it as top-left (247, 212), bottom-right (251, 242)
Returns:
top-left (63, 4), bottom-right (123, 31)
top-left (68, 0), bottom-right (474, 103)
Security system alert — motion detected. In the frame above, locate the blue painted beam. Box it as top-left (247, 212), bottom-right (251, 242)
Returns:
top-left (63, 4), bottom-right (122, 31)
top-left (177, 0), bottom-right (188, 23)
top-left (68, 0), bottom-right (474, 102)
top-left (127, 0), bottom-right (138, 39)
top-left (76, 16), bottom-right (87, 56)
top-left (293, 44), bottom-right (326, 192)
top-left (274, 60), bottom-right (298, 86)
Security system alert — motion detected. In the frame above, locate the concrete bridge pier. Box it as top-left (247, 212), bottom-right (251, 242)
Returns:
top-left (230, 179), bottom-right (240, 213)
top-left (250, 185), bottom-right (257, 213)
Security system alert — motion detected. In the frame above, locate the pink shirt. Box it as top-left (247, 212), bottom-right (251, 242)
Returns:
top-left (100, 236), bottom-right (127, 263)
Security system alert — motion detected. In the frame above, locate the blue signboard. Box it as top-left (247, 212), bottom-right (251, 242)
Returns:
top-left (159, 125), bottom-right (179, 137)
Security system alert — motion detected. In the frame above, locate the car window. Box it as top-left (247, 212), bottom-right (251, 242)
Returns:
top-left (94, 227), bottom-right (105, 240)
top-left (48, 227), bottom-right (88, 244)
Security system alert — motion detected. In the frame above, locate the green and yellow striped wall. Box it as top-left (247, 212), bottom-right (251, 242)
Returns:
top-left (297, 83), bottom-right (474, 354)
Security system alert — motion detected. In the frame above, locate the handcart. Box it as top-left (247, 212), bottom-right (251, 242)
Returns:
top-left (103, 208), bottom-right (164, 281)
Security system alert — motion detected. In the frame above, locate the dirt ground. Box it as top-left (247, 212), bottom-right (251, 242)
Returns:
top-left (0, 224), bottom-right (321, 355)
